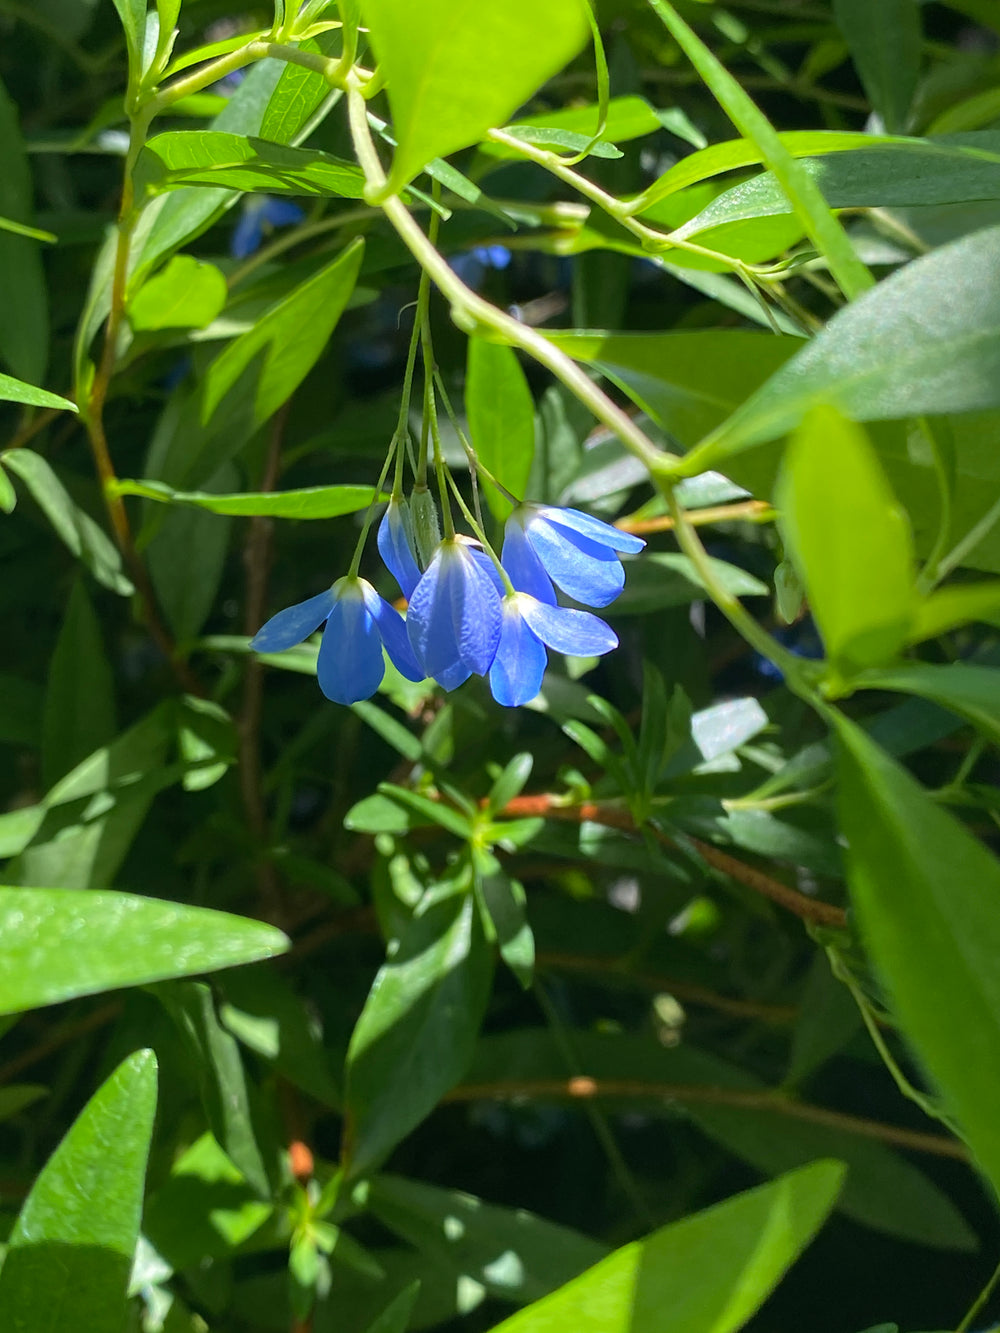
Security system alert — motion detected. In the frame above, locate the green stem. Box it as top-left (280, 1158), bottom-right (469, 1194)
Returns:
top-left (347, 440), bottom-right (398, 578)
top-left (956, 1254), bottom-right (1000, 1333)
top-left (344, 87), bottom-right (674, 480)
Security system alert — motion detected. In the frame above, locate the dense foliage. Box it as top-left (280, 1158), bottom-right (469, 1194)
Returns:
top-left (2, 1), bottom-right (1000, 1330)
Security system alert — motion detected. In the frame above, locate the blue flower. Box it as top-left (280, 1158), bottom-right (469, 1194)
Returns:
top-left (448, 244), bottom-right (512, 288)
top-left (490, 593), bottom-right (618, 707)
top-left (505, 505), bottom-right (646, 608)
top-left (231, 196), bottom-right (306, 259)
top-left (250, 577), bottom-right (423, 704)
top-left (377, 497), bottom-right (422, 599)
top-left (406, 539), bottom-right (502, 690)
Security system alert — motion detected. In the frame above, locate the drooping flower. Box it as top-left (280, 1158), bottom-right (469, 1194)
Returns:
top-left (377, 496), bottom-right (422, 599)
top-left (250, 577), bottom-right (423, 704)
top-left (489, 593), bottom-right (619, 707)
top-left (406, 539), bottom-right (502, 690)
top-left (506, 504), bottom-right (645, 608)
top-left (231, 196), bottom-right (306, 259)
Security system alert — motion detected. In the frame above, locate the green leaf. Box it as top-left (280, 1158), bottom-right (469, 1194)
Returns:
top-left (147, 461), bottom-right (236, 642)
top-left (777, 406), bottom-right (914, 672)
top-left (480, 96), bottom-right (665, 163)
top-left (155, 981), bottom-right (271, 1196)
top-left (0, 886), bottom-right (288, 1014)
top-left (851, 662), bottom-right (1000, 747)
top-left (832, 709), bottom-right (1000, 1198)
top-left (833, 0), bottom-right (921, 133)
top-left (360, 0), bottom-right (590, 191)
top-left (202, 237), bottom-right (364, 429)
top-left (634, 129), bottom-right (899, 212)
top-left (117, 476), bottom-right (383, 518)
top-left (498, 126), bottom-right (623, 159)
top-left (674, 135), bottom-right (1000, 243)
top-left (910, 580), bottom-right (1000, 641)
top-left (0, 76), bottom-right (48, 382)
top-left (41, 580), bottom-right (117, 788)
top-left (0, 1049), bottom-right (157, 1333)
top-left (111, 0), bottom-right (147, 66)
top-left (130, 254), bottom-right (228, 330)
top-left (684, 225), bottom-right (1000, 472)
top-left (363, 1284), bottom-right (421, 1333)
top-left (614, 552), bottom-right (768, 614)
top-left (344, 891), bottom-right (494, 1175)
top-left (144, 1132), bottom-right (272, 1273)
top-left (486, 1161), bottom-right (844, 1333)
top-left (547, 330), bottom-right (800, 451)
top-left (480, 873), bottom-right (534, 988)
top-left (259, 30), bottom-right (343, 143)
top-left (367, 1174), bottom-right (607, 1303)
top-left (0, 373), bottom-right (76, 412)
top-left (465, 339), bottom-right (535, 518)
top-left (645, 1), bottom-right (872, 300)
top-left (2, 448), bottom-right (133, 596)
top-left (138, 131), bottom-right (369, 198)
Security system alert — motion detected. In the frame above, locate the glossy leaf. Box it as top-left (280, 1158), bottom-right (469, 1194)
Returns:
top-left (41, 580), bottom-right (117, 788)
top-left (850, 662), bottom-right (1000, 747)
top-left (0, 1049), bottom-right (157, 1333)
top-left (130, 254), bottom-right (228, 330)
top-left (202, 237), bottom-right (363, 428)
top-left (777, 406), bottom-right (914, 672)
top-left (138, 130), bottom-right (369, 198)
top-left (360, 0), bottom-right (589, 191)
top-left (480, 95), bottom-right (665, 163)
top-left (833, 0), bottom-right (921, 133)
top-left (685, 225), bottom-right (1000, 471)
top-left (117, 476), bottom-right (383, 518)
top-left (2, 448), bottom-right (133, 596)
top-left (0, 76), bottom-right (48, 382)
top-left (548, 330), bottom-right (800, 450)
top-left (0, 373), bottom-right (76, 411)
top-left (909, 580), bottom-right (1000, 641)
top-left (367, 1174), bottom-right (607, 1303)
top-left (0, 887), bottom-right (288, 1014)
top-left (344, 891), bottom-right (494, 1175)
top-left (466, 339), bottom-right (535, 518)
top-left (486, 1161), bottom-right (844, 1333)
top-left (833, 710), bottom-right (1000, 1197)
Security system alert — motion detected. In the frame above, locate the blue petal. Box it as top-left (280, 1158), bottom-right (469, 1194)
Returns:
top-left (501, 519), bottom-right (556, 603)
top-left (250, 588), bottom-right (337, 652)
top-left (474, 244), bottom-right (512, 270)
top-left (261, 197), bottom-right (306, 227)
top-left (524, 517), bottom-right (625, 607)
top-left (467, 546), bottom-right (507, 598)
top-left (407, 541), bottom-right (502, 686)
top-left (377, 499), bottom-right (422, 599)
top-left (316, 583), bottom-right (385, 704)
top-left (489, 600), bottom-right (547, 707)
top-left (534, 505), bottom-right (646, 554)
top-left (359, 580), bottom-right (425, 683)
top-left (519, 597), bottom-right (618, 656)
top-left (230, 209), bottom-right (264, 259)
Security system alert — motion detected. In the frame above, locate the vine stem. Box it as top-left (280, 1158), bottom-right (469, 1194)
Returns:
top-left (344, 87), bottom-right (674, 480)
top-left (441, 1078), bottom-right (968, 1160)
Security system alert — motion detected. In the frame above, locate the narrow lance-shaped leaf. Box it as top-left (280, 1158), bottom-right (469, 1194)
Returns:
top-left (0, 75), bottom-right (48, 382)
top-left (115, 477), bottom-right (385, 519)
top-left (0, 1049), bottom-right (158, 1333)
top-left (487, 1160), bottom-right (845, 1333)
top-left (683, 225), bottom-right (1000, 472)
top-left (833, 0), bottom-right (922, 133)
top-left (466, 339), bottom-right (535, 518)
top-left (360, 0), bottom-right (590, 192)
top-left (0, 887), bottom-right (289, 1015)
top-left (777, 405), bottom-right (915, 673)
top-left (0, 373), bottom-right (76, 411)
top-left (832, 708), bottom-right (1000, 1198)
top-left (202, 236), bottom-right (365, 428)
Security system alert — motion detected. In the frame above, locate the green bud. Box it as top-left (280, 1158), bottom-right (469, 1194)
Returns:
top-left (410, 486), bottom-right (441, 565)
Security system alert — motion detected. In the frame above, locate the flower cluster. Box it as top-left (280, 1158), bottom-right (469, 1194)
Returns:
top-left (251, 501), bottom-right (644, 708)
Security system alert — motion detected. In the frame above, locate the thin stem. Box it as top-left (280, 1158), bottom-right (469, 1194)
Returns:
top-left (955, 1254), bottom-right (1000, 1333)
top-left (344, 87), bottom-right (674, 480)
top-left (933, 493), bottom-right (1000, 586)
top-left (616, 499), bottom-right (776, 535)
top-left (347, 439), bottom-right (399, 578)
top-left (442, 1079), bottom-right (968, 1161)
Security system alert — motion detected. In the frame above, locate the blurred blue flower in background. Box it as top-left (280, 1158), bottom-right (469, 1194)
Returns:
top-left (250, 577), bottom-right (423, 704)
top-left (231, 196), bottom-right (306, 259)
top-left (449, 244), bottom-right (512, 288)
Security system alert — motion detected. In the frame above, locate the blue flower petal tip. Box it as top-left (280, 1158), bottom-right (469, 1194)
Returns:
top-left (513, 504), bottom-right (643, 609)
top-left (490, 593), bottom-right (617, 707)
